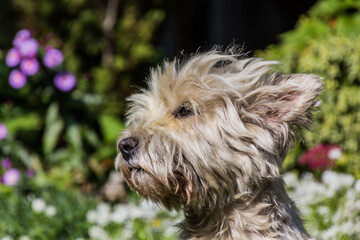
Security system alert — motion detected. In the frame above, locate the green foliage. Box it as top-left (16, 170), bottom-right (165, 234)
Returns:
top-left (0, 179), bottom-right (179, 239)
top-left (85, 200), bottom-right (179, 240)
top-left (0, 0), bottom-right (165, 187)
top-left (9, 0), bottom-right (165, 115)
top-left (284, 171), bottom-right (360, 239)
top-left (0, 184), bottom-right (96, 239)
top-left (99, 115), bottom-right (125, 144)
top-left (258, 0), bottom-right (360, 176)
top-left (0, 1), bottom-right (174, 239)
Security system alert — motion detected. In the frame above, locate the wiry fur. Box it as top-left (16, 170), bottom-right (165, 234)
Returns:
top-left (115, 48), bottom-right (323, 240)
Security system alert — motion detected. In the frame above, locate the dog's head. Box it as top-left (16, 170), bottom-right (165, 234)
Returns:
top-left (115, 50), bottom-right (323, 211)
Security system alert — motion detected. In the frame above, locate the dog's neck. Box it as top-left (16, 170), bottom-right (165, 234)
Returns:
top-left (179, 178), bottom-right (311, 240)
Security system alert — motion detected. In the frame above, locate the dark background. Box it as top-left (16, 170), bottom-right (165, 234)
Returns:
top-left (157, 0), bottom-right (317, 56)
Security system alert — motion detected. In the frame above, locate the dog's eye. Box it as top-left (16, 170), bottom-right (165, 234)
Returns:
top-left (173, 106), bottom-right (193, 119)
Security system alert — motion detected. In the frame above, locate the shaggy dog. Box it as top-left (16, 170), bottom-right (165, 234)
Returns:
top-left (115, 48), bottom-right (323, 240)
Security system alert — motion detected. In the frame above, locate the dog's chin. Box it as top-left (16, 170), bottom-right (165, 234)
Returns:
top-left (120, 162), bottom-right (146, 186)
top-left (120, 162), bottom-right (161, 198)
top-left (120, 161), bottom-right (185, 209)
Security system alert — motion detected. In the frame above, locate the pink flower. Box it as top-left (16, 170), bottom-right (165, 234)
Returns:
top-left (6, 48), bottom-right (21, 67)
top-left (13, 29), bottom-right (31, 48)
top-left (43, 48), bottom-right (63, 68)
top-left (19, 38), bottom-right (39, 58)
top-left (0, 124), bottom-right (8, 140)
top-left (20, 58), bottom-right (40, 76)
top-left (9, 69), bottom-right (27, 89)
top-left (2, 168), bottom-right (21, 186)
top-left (299, 144), bottom-right (341, 170)
top-left (54, 73), bottom-right (76, 92)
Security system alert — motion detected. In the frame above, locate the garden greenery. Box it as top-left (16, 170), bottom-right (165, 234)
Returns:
top-left (259, 0), bottom-right (360, 176)
top-left (0, 0), bottom-right (165, 187)
top-left (284, 171), bottom-right (360, 240)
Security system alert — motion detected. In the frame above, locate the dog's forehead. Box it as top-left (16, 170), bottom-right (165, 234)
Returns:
top-left (125, 88), bottom-right (179, 128)
top-left (126, 83), bottom-right (204, 128)
top-left (126, 52), bottom-right (280, 126)
top-left (148, 61), bottom-right (236, 105)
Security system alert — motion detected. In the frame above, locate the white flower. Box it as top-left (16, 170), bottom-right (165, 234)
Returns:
top-left (283, 172), bottom-right (298, 188)
top-left (45, 205), bottom-right (57, 217)
top-left (288, 171), bottom-right (360, 238)
top-left (32, 198), bottom-right (46, 213)
top-left (320, 225), bottom-right (340, 240)
top-left (110, 205), bottom-right (128, 223)
top-left (317, 206), bottom-right (330, 217)
top-left (339, 221), bottom-right (356, 234)
top-left (342, 175), bottom-right (355, 187)
top-left (110, 201), bottom-right (160, 224)
top-left (322, 171), bottom-right (339, 187)
top-left (1, 236), bottom-right (13, 240)
top-left (130, 205), bottom-right (148, 219)
top-left (354, 180), bottom-right (360, 193)
top-left (137, 200), bottom-right (158, 219)
top-left (88, 225), bottom-right (109, 240)
top-left (322, 171), bottom-right (354, 191)
top-left (328, 148), bottom-right (342, 160)
top-left (291, 174), bottom-right (327, 205)
top-left (121, 222), bottom-right (134, 240)
top-left (19, 236), bottom-right (31, 240)
top-left (86, 210), bottom-right (97, 223)
top-left (139, 199), bottom-right (160, 210)
top-left (95, 203), bottom-right (111, 226)
top-left (97, 202), bottom-right (111, 213)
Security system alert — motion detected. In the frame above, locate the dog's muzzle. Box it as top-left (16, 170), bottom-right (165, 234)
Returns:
top-left (118, 137), bottom-right (139, 161)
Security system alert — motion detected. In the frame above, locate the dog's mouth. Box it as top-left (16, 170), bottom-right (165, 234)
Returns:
top-left (121, 160), bottom-right (146, 175)
top-left (120, 161), bottom-right (153, 194)
top-left (129, 165), bottom-right (144, 173)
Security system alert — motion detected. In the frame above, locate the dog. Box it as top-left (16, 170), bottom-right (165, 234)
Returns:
top-left (115, 48), bottom-right (323, 240)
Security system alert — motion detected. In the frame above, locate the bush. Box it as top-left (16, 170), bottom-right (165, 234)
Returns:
top-left (0, 0), bottom-right (165, 188)
top-left (258, 0), bottom-right (360, 176)
top-left (284, 171), bottom-right (360, 239)
top-left (0, 182), bottom-right (179, 240)
top-left (0, 184), bottom-right (96, 240)
top-left (85, 200), bottom-right (179, 240)
top-left (0, 2), bottom-right (178, 239)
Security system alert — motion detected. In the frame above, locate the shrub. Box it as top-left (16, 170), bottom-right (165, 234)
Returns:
top-left (0, 181), bottom-right (179, 240)
top-left (284, 171), bottom-right (360, 239)
top-left (85, 201), bottom-right (179, 240)
top-left (0, 0), bottom-right (165, 188)
top-left (258, 0), bottom-right (360, 176)
top-left (0, 184), bottom-right (96, 240)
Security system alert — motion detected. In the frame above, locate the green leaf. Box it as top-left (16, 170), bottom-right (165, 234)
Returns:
top-left (47, 149), bottom-right (70, 163)
top-left (4, 112), bottom-right (42, 132)
top-left (84, 128), bottom-right (100, 147)
top-left (45, 103), bottom-right (60, 125)
top-left (96, 145), bottom-right (116, 159)
top-left (42, 119), bottom-right (64, 155)
top-left (99, 115), bottom-right (125, 143)
top-left (66, 124), bottom-right (82, 149)
top-left (14, 145), bottom-right (33, 167)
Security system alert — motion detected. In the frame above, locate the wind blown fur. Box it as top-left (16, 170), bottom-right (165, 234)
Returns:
top-left (115, 48), bottom-right (323, 240)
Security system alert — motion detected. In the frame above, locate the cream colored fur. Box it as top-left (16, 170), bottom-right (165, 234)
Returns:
top-left (115, 48), bottom-right (323, 240)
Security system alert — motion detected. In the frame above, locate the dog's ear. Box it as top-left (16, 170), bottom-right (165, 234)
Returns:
top-left (243, 74), bottom-right (323, 131)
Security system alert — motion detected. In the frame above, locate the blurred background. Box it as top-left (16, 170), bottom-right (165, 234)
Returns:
top-left (1, 0), bottom-right (360, 239)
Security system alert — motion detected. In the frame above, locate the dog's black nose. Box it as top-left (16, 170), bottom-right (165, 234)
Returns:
top-left (118, 137), bottom-right (139, 161)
